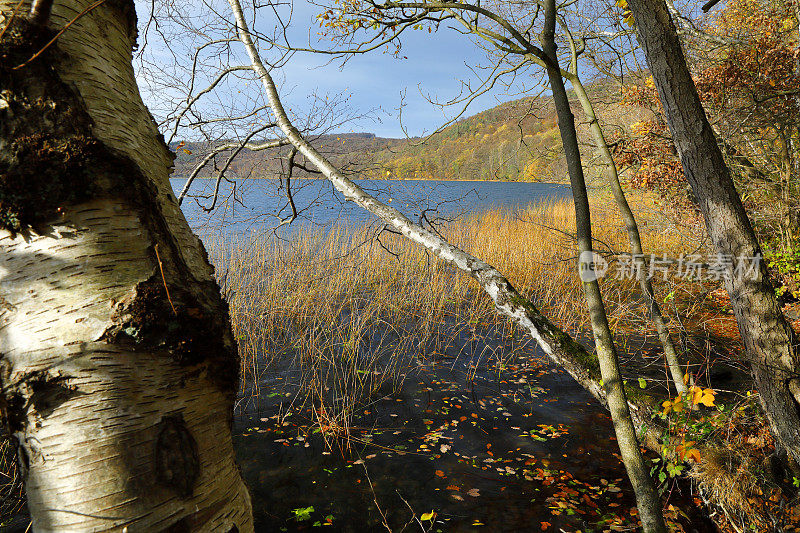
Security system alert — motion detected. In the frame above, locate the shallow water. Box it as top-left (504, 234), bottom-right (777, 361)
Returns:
top-left (232, 324), bottom-right (682, 532)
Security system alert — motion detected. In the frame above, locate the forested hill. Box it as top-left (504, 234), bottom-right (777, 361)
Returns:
top-left (171, 81), bottom-right (642, 183)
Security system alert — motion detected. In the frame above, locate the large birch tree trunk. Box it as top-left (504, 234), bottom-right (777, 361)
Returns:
top-left (0, 1), bottom-right (253, 531)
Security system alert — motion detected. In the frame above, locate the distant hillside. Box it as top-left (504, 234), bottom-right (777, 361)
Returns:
top-left (171, 80), bottom-right (647, 183)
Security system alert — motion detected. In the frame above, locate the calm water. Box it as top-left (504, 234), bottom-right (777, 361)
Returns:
top-left (168, 178), bottom-right (704, 531)
top-left (171, 178), bottom-right (572, 235)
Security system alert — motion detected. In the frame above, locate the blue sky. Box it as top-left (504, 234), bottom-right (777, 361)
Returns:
top-left (270, 1), bottom-right (539, 137)
top-left (135, 0), bottom-right (544, 138)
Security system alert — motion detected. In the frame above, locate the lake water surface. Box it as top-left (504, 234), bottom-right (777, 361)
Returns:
top-left (170, 178), bottom-right (705, 532)
top-left (172, 178), bottom-right (572, 235)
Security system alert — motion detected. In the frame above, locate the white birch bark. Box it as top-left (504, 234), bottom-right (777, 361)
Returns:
top-left (0, 1), bottom-right (253, 530)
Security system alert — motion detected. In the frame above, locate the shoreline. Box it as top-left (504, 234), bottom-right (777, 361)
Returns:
top-left (170, 176), bottom-right (572, 185)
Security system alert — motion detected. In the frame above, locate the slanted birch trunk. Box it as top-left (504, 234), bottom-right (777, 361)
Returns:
top-left (0, 1), bottom-right (253, 530)
top-left (226, 0), bottom-right (668, 450)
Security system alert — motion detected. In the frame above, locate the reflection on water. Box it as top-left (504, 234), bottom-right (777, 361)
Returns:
top-left (233, 323), bottom-right (645, 532)
top-left (172, 178), bottom-right (572, 236)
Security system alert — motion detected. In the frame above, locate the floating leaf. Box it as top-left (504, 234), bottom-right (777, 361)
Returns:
top-left (292, 506), bottom-right (314, 522)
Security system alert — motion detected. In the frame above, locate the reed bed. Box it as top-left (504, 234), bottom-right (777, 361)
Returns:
top-left (205, 195), bottom-right (702, 434)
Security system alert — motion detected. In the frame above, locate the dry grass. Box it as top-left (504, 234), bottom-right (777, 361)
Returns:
top-left (689, 448), bottom-right (759, 518)
top-left (204, 193), bottom-right (702, 435)
top-left (0, 435), bottom-right (24, 523)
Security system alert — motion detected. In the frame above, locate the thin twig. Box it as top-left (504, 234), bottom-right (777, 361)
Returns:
top-left (360, 461), bottom-right (392, 532)
top-left (13, 0), bottom-right (109, 70)
top-left (154, 244), bottom-right (177, 316)
top-left (0, 0), bottom-right (25, 40)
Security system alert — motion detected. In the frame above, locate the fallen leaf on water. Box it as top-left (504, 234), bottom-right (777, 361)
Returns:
top-left (467, 488), bottom-right (480, 497)
top-left (435, 470), bottom-right (446, 477)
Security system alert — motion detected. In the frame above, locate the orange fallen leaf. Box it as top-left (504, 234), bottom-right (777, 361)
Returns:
top-left (435, 470), bottom-right (446, 477)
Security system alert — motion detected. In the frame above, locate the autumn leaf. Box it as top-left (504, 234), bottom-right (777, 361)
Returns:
top-left (662, 397), bottom-right (684, 415)
top-left (690, 386), bottom-right (716, 407)
top-left (435, 470), bottom-right (446, 477)
top-left (540, 521), bottom-right (551, 530)
top-left (420, 511), bottom-right (436, 521)
top-left (699, 388), bottom-right (716, 407)
top-left (686, 448), bottom-right (702, 462)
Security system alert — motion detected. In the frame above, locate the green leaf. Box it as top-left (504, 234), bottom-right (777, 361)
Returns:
top-left (420, 511), bottom-right (435, 521)
top-left (638, 377), bottom-right (647, 389)
top-left (292, 506), bottom-right (315, 521)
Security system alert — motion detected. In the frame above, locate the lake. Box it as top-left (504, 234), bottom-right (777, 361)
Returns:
top-left (171, 178), bottom-right (572, 235)
top-left (169, 177), bottom-right (705, 531)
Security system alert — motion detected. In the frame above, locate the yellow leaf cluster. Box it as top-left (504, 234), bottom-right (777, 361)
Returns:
top-left (662, 386), bottom-right (716, 415)
top-left (614, 0), bottom-right (634, 27)
top-left (661, 397), bottom-right (684, 414)
top-left (690, 385), bottom-right (716, 407)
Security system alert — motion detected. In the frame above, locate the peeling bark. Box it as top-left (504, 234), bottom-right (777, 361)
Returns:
top-left (0, 2), bottom-right (252, 530)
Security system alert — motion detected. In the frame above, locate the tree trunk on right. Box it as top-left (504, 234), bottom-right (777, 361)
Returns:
top-left (626, 0), bottom-right (800, 468)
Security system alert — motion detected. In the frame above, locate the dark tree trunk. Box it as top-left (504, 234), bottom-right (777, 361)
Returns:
top-left (540, 1), bottom-right (667, 531)
top-left (626, 0), bottom-right (800, 469)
